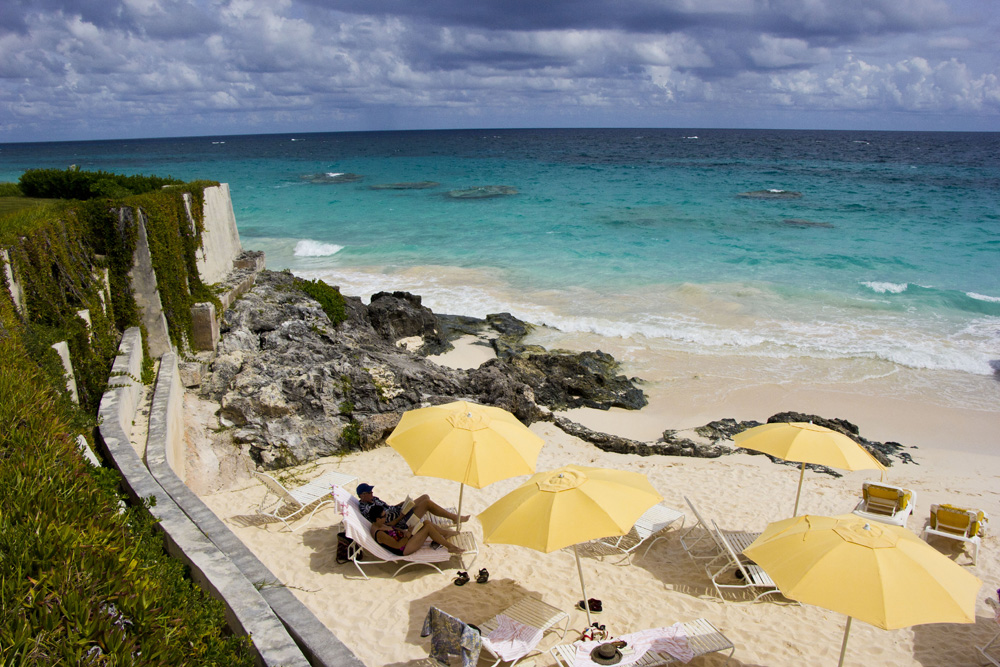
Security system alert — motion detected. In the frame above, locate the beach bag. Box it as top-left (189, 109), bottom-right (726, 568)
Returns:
top-left (336, 531), bottom-right (355, 564)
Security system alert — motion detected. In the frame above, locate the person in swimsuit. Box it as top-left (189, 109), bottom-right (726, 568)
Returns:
top-left (357, 483), bottom-right (469, 526)
top-left (369, 505), bottom-right (465, 556)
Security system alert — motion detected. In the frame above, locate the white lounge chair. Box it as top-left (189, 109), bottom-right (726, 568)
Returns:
top-left (922, 503), bottom-right (989, 566)
top-left (679, 496), bottom-right (760, 562)
top-left (254, 469), bottom-right (357, 531)
top-left (332, 485), bottom-right (478, 580)
top-left (548, 618), bottom-right (735, 665)
top-left (476, 596), bottom-right (570, 666)
top-left (708, 521), bottom-right (784, 603)
top-left (587, 502), bottom-right (685, 563)
top-left (852, 482), bottom-right (915, 527)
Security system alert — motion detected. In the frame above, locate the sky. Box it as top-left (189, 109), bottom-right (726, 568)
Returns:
top-left (1, 0), bottom-right (999, 143)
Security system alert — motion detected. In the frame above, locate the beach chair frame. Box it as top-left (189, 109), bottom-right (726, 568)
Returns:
top-left (680, 497), bottom-right (760, 563)
top-left (587, 502), bottom-right (686, 564)
top-left (921, 503), bottom-right (988, 566)
top-left (254, 469), bottom-right (357, 532)
top-left (707, 520), bottom-right (784, 603)
top-left (333, 486), bottom-right (478, 580)
top-left (476, 596), bottom-right (570, 666)
top-left (979, 598), bottom-right (1000, 667)
top-left (548, 617), bottom-right (734, 665)
top-left (851, 481), bottom-right (915, 527)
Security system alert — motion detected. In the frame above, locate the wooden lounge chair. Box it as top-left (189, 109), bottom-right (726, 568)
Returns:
top-left (679, 496), bottom-right (760, 562)
top-left (852, 482), bottom-right (915, 527)
top-left (476, 596), bottom-right (570, 666)
top-left (548, 618), bottom-right (735, 665)
top-left (586, 502), bottom-right (685, 563)
top-left (253, 469), bottom-right (357, 531)
top-left (707, 521), bottom-right (784, 603)
top-left (921, 503), bottom-right (989, 565)
top-left (332, 485), bottom-right (478, 580)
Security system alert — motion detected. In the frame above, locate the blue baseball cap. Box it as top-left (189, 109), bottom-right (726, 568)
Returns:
top-left (357, 483), bottom-right (374, 495)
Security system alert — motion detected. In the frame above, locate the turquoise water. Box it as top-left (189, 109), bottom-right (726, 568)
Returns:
top-left (2, 129), bottom-right (999, 398)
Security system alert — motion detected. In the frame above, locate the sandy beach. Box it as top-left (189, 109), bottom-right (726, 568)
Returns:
top-left (195, 338), bottom-right (1000, 666)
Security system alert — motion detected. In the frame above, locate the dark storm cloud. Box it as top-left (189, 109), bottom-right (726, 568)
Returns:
top-left (306, 0), bottom-right (952, 39)
top-left (0, 0), bottom-right (996, 141)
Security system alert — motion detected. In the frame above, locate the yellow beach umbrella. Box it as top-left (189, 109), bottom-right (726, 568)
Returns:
top-left (744, 514), bottom-right (980, 666)
top-left (734, 422), bottom-right (887, 516)
top-left (479, 464), bottom-right (663, 626)
top-left (386, 400), bottom-right (545, 526)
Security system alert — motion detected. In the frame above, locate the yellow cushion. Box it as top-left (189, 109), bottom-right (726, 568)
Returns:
top-left (937, 504), bottom-right (986, 537)
top-left (864, 484), bottom-right (907, 512)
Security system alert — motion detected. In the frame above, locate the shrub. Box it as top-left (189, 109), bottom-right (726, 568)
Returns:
top-left (295, 278), bottom-right (348, 325)
top-left (18, 168), bottom-right (183, 201)
top-left (0, 182), bottom-right (23, 197)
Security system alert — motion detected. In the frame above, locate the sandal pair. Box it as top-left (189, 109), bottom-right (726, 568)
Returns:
top-left (577, 598), bottom-right (603, 614)
top-left (454, 568), bottom-right (490, 586)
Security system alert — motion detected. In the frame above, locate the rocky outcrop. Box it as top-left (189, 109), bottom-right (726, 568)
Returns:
top-left (200, 272), bottom-right (637, 468)
top-left (552, 411), bottom-right (909, 474)
top-left (367, 291), bottom-right (441, 345)
top-left (200, 271), bottom-right (907, 473)
top-left (446, 186), bottom-right (518, 199)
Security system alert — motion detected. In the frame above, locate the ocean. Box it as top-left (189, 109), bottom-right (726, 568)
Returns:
top-left (2, 128), bottom-right (999, 421)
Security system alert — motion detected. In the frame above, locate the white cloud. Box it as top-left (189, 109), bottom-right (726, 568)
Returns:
top-left (0, 0), bottom-right (997, 140)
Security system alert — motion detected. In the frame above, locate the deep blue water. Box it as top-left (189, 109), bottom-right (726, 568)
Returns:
top-left (2, 129), bottom-right (999, 380)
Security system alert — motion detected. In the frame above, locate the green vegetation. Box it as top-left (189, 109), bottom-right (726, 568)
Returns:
top-left (0, 285), bottom-right (253, 665)
top-left (0, 169), bottom-right (252, 664)
top-left (18, 167), bottom-right (183, 200)
top-left (294, 277), bottom-right (348, 325)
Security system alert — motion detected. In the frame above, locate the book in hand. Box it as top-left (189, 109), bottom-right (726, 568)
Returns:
top-left (394, 497), bottom-right (423, 531)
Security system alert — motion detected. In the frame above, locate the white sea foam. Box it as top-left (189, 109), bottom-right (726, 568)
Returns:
top-left (325, 172), bottom-right (343, 178)
top-left (293, 240), bottom-right (344, 257)
top-left (282, 262), bottom-right (1000, 378)
top-left (862, 281), bottom-right (909, 294)
top-left (967, 292), bottom-right (1000, 303)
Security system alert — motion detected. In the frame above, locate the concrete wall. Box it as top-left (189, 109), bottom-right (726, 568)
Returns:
top-left (126, 209), bottom-right (172, 358)
top-left (1, 248), bottom-right (26, 316)
top-left (50, 340), bottom-right (79, 404)
top-left (196, 184), bottom-right (244, 285)
top-left (97, 329), bottom-right (311, 667)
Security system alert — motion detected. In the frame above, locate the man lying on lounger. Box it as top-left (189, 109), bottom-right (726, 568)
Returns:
top-left (356, 483), bottom-right (469, 527)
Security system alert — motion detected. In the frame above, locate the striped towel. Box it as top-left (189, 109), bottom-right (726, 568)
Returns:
top-left (481, 614), bottom-right (544, 661)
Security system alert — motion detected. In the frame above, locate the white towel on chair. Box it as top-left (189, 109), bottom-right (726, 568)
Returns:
top-left (481, 614), bottom-right (543, 661)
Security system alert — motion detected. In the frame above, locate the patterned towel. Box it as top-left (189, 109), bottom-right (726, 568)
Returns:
top-left (421, 607), bottom-right (482, 667)
top-left (572, 624), bottom-right (693, 666)
top-left (481, 614), bottom-right (544, 661)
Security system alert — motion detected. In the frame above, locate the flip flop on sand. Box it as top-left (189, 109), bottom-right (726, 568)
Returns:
top-left (577, 598), bottom-right (603, 613)
top-left (454, 571), bottom-right (469, 586)
top-left (476, 568), bottom-right (489, 584)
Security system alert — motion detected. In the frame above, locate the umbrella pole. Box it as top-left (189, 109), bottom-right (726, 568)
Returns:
top-left (793, 461), bottom-right (806, 516)
top-left (573, 544), bottom-right (593, 628)
top-left (837, 616), bottom-right (852, 667)
top-left (456, 483), bottom-right (465, 529)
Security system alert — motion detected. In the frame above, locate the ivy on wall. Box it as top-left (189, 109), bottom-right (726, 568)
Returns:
top-left (0, 173), bottom-right (220, 411)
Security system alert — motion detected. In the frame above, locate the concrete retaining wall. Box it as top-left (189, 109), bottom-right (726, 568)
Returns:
top-left (1, 248), bottom-right (26, 316)
top-left (145, 351), bottom-right (364, 667)
top-left (97, 329), bottom-right (311, 667)
top-left (126, 210), bottom-right (172, 358)
top-left (197, 184), bottom-right (244, 285)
